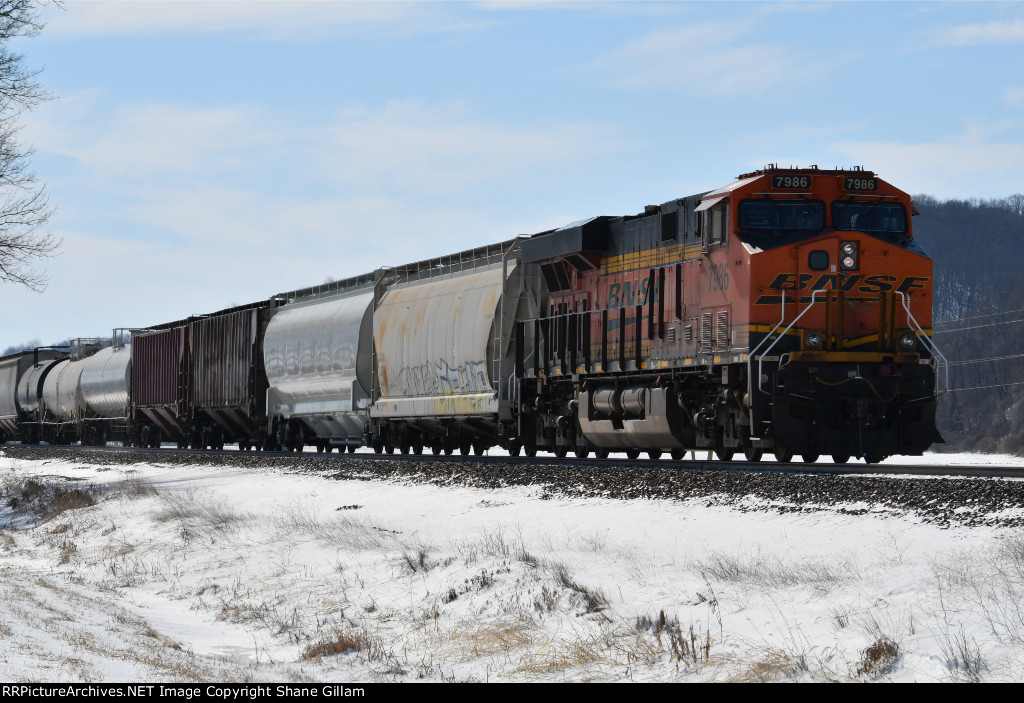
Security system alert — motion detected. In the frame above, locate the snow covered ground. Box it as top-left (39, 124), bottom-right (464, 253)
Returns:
top-left (1, 449), bottom-right (1023, 682)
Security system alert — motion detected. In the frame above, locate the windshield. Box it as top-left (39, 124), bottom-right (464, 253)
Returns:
top-left (832, 201), bottom-right (907, 234)
top-left (738, 199), bottom-right (825, 232)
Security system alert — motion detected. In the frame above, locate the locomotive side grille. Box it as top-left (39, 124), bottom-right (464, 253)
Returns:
top-left (666, 327), bottom-right (676, 343)
top-left (716, 310), bottom-right (730, 351)
top-left (685, 325), bottom-right (693, 341)
top-left (700, 312), bottom-right (713, 353)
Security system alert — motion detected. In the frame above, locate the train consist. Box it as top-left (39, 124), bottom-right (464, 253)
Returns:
top-left (0, 166), bottom-right (947, 463)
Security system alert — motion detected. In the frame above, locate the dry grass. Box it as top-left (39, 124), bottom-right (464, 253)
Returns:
top-left (5, 478), bottom-right (97, 522)
top-left (856, 636), bottom-right (899, 677)
top-left (695, 550), bottom-right (856, 594)
top-left (301, 630), bottom-right (373, 660)
top-left (153, 489), bottom-right (245, 528)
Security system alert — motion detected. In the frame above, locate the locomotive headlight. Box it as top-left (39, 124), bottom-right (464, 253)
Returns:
top-left (804, 331), bottom-right (824, 350)
top-left (898, 332), bottom-right (916, 350)
top-left (840, 241), bottom-right (858, 270)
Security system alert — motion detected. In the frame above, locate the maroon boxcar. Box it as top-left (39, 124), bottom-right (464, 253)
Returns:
top-left (188, 302), bottom-right (275, 450)
top-left (130, 323), bottom-right (190, 447)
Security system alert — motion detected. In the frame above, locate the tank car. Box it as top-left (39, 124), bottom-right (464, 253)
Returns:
top-left (0, 348), bottom-right (65, 444)
top-left (512, 166), bottom-right (945, 463)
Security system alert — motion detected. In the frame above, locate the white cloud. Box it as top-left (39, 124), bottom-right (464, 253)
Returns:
top-left (39, 103), bottom-right (270, 180)
top-left (43, 0), bottom-right (484, 41)
top-left (932, 18), bottom-right (1024, 46)
top-left (833, 128), bottom-right (1024, 199)
top-left (593, 21), bottom-right (826, 97)
top-left (13, 96), bottom-right (632, 344)
top-left (1004, 87), bottom-right (1024, 106)
top-left (321, 100), bottom-right (625, 198)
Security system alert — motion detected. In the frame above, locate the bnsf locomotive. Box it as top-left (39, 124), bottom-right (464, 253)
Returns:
top-left (0, 166), bottom-right (945, 464)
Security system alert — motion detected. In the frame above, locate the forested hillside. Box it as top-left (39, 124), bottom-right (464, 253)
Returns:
top-left (915, 194), bottom-right (1024, 454)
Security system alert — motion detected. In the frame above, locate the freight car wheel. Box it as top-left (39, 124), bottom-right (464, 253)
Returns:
top-left (553, 446), bottom-right (568, 458)
top-left (431, 443), bottom-right (443, 455)
top-left (472, 442), bottom-right (486, 456)
top-left (575, 447), bottom-right (590, 459)
top-left (774, 447), bottom-right (794, 463)
top-left (801, 454), bottom-right (819, 464)
top-left (743, 447), bottom-right (763, 462)
top-left (507, 441), bottom-right (521, 457)
top-left (647, 450), bottom-right (662, 461)
top-left (460, 441), bottom-right (472, 455)
top-left (831, 454), bottom-right (850, 464)
top-left (715, 449), bottom-right (735, 461)
top-left (444, 445), bottom-right (455, 456)
top-left (412, 442), bottom-right (423, 455)
top-left (348, 444), bottom-right (358, 453)
top-left (864, 455), bottom-right (885, 465)
top-left (525, 446), bottom-right (537, 457)
top-left (595, 448), bottom-right (610, 459)
top-left (670, 449), bottom-right (685, 460)
top-left (625, 449), bottom-right (640, 461)
top-left (373, 442), bottom-right (383, 454)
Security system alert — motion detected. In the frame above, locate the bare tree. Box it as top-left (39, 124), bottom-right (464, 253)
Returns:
top-left (0, 0), bottom-right (59, 292)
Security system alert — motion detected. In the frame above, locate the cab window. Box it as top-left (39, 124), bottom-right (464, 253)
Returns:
top-left (832, 201), bottom-right (907, 234)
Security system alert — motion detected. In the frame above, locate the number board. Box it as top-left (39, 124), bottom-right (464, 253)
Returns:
top-left (772, 175), bottom-right (811, 189)
top-left (844, 177), bottom-right (878, 192)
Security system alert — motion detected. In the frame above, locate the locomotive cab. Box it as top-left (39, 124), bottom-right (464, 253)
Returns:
top-left (737, 167), bottom-right (945, 462)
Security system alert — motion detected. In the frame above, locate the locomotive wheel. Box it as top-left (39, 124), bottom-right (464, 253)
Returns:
top-left (525, 446), bottom-right (537, 457)
top-left (460, 441), bottom-right (472, 455)
top-left (400, 443), bottom-right (409, 455)
top-left (444, 445), bottom-right (454, 456)
top-left (743, 446), bottom-right (763, 462)
top-left (553, 446), bottom-right (568, 458)
top-left (864, 455), bottom-right (885, 465)
top-left (385, 444), bottom-right (395, 454)
top-left (774, 447), bottom-right (794, 463)
top-left (595, 448), bottom-right (610, 459)
top-left (574, 447), bottom-right (590, 459)
top-left (412, 442), bottom-right (423, 455)
top-left (470, 442), bottom-right (483, 456)
top-left (831, 454), bottom-right (851, 464)
top-left (373, 442), bottom-right (383, 454)
top-left (647, 450), bottom-right (662, 461)
top-left (347, 444), bottom-right (357, 453)
top-left (670, 449), bottom-right (686, 460)
top-left (716, 448), bottom-right (735, 461)
top-left (430, 443), bottom-right (442, 455)
top-left (801, 454), bottom-right (819, 464)
top-left (507, 441), bottom-right (521, 457)
top-left (625, 449), bottom-right (640, 460)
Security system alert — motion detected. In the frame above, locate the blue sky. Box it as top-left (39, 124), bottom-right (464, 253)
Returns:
top-left (4, 0), bottom-right (1024, 347)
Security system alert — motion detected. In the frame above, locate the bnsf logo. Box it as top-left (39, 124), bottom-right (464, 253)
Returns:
top-left (606, 277), bottom-right (652, 308)
top-left (754, 273), bottom-right (930, 304)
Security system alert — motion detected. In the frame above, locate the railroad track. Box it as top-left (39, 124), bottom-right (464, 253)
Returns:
top-left (5, 442), bottom-right (1024, 479)
top-left (6, 443), bottom-right (1024, 529)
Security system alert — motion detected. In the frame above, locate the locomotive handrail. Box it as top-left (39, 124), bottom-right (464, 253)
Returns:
top-left (897, 291), bottom-right (949, 398)
top-left (752, 288), bottom-right (829, 397)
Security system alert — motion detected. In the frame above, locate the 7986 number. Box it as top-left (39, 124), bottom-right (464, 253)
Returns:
top-left (772, 175), bottom-right (811, 189)
top-left (844, 177), bottom-right (877, 191)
